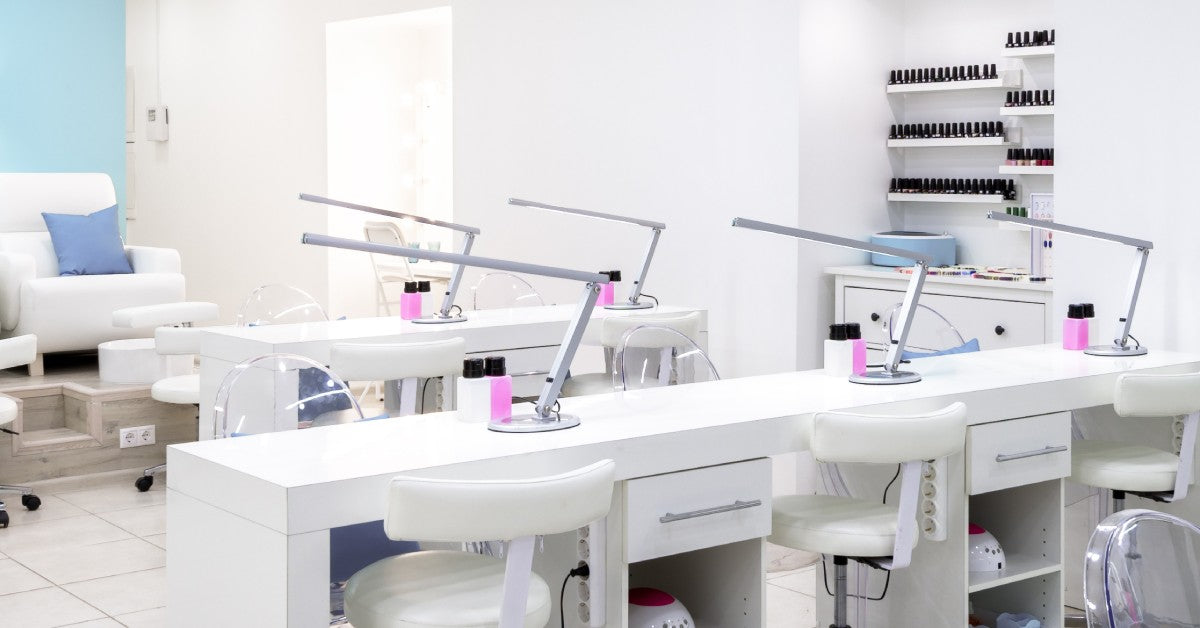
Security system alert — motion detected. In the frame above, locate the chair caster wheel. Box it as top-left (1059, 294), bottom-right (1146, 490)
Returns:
top-left (20, 494), bottom-right (39, 511)
top-left (0, 510), bottom-right (8, 528)
top-left (135, 476), bottom-right (154, 492)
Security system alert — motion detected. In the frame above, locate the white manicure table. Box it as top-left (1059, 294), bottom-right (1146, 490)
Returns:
top-left (167, 345), bottom-right (1200, 627)
top-left (195, 304), bottom-right (707, 439)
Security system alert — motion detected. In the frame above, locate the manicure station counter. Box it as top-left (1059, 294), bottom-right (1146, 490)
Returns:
top-left (167, 345), bottom-right (1200, 627)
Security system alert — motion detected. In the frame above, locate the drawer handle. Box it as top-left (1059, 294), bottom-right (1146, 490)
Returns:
top-left (995, 445), bottom-right (1068, 462)
top-left (994, 325), bottom-right (1005, 336)
top-left (870, 313), bottom-right (880, 322)
top-left (659, 499), bottom-right (763, 523)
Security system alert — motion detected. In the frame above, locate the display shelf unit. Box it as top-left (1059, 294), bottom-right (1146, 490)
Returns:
top-left (968, 555), bottom-right (1060, 593)
top-left (998, 166), bottom-right (1054, 175)
top-left (887, 137), bottom-right (1015, 148)
top-left (888, 193), bottom-right (1008, 204)
top-left (1001, 45), bottom-right (1055, 58)
top-left (887, 71), bottom-right (1021, 94)
top-left (1000, 106), bottom-right (1054, 116)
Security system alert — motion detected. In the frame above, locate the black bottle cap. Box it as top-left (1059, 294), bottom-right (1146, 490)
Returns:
top-left (462, 358), bottom-right (485, 378)
top-left (845, 323), bottom-right (862, 340)
top-left (484, 356), bottom-right (507, 377)
top-left (1082, 303), bottom-right (1095, 318)
top-left (829, 324), bottom-right (849, 341)
top-left (1068, 304), bottom-right (1085, 319)
top-left (603, 270), bottom-right (622, 282)
top-left (417, 280), bottom-right (431, 293)
top-left (404, 281), bottom-right (418, 293)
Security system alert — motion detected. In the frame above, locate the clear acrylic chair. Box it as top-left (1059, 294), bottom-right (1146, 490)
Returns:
top-left (1084, 508), bottom-right (1200, 627)
top-left (469, 272), bottom-right (544, 310)
top-left (616, 324), bottom-right (719, 391)
top-left (237, 284), bottom-right (328, 326)
top-left (212, 353), bottom-right (363, 438)
top-left (883, 303), bottom-right (980, 359)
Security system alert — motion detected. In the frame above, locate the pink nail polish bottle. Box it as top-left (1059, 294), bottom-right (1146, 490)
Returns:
top-left (1063, 303), bottom-right (1089, 350)
top-left (846, 323), bottom-right (868, 375)
top-left (400, 281), bottom-right (421, 320)
top-left (484, 356), bottom-right (512, 421)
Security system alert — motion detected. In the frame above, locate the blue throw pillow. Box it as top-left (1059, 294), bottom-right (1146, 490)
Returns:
top-left (41, 205), bottom-right (133, 276)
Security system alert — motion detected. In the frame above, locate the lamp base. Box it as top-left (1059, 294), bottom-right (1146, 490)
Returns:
top-left (411, 313), bottom-right (467, 324)
top-left (849, 370), bottom-right (922, 385)
top-left (1084, 344), bottom-right (1148, 357)
top-left (604, 301), bottom-right (654, 310)
top-left (488, 413), bottom-right (581, 433)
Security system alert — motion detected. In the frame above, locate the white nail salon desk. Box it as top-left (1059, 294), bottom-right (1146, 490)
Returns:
top-left (167, 345), bottom-right (1200, 628)
top-left (194, 304), bottom-right (707, 439)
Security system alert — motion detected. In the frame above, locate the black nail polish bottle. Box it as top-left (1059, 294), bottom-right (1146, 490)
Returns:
top-left (1023, 31), bottom-right (1030, 46)
top-left (1006, 32), bottom-right (1014, 48)
top-left (1005, 91), bottom-right (1014, 107)
top-left (989, 63), bottom-right (997, 79)
top-left (1050, 29), bottom-right (1055, 45)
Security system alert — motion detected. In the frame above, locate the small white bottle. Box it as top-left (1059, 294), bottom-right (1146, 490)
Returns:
top-left (824, 324), bottom-right (854, 377)
top-left (456, 358), bottom-right (491, 423)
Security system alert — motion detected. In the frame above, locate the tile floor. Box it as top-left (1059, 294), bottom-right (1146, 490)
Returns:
top-left (0, 471), bottom-right (818, 627)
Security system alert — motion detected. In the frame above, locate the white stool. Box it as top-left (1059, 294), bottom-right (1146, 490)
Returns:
top-left (345, 459), bottom-right (616, 628)
top-left (770, 403), bottom-right (967, 628)
top-left (103, 301), bottom-right (218, 384)
top-left (562, 311), bottom-right (702, 397)
top-left (134, 325), bottom-right (210, 492)
top-left (0, 334), bottom-right (41, 527)
top-left (1072, 371), bottom-right (1200, 512)
top-left (330, 338), bottom-right (466, 417)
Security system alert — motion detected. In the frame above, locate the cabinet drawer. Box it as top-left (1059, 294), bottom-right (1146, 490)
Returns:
top-left (625, 458), bottom-right (771, 563)
top-left (967, 412), bottom-right (1071, 495)
top-left (843, 287), bottom-right (1045, 352)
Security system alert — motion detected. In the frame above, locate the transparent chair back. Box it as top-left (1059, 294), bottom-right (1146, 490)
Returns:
top-left (883, 303), bottom-right (979, 358)
top-left (213, 353), bottom-right (363, 438)
top-left (470, 272), bottom-right (545, 310)
top-left (237, 284), bottom-right (329, 327)
top-left (615, 325), bottom-right (719, 391)
top-left (1085, 508), bottom-right (1200, 627)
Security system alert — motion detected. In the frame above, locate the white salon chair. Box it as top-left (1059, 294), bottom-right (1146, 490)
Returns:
top-left (1071, 371), bottom-right (1200, 512)
top-left (561, 311), bottom-right (703, 397)
top-left (329, 338), bottom-right (466, 417)
top-left (345, 459), bottom-right (615, 628)
top-left (770, 403), bottom-right (967, 628)
top-left (134, 325), bottom-right (209, 491)
top-left (0, 334), bottom-right (41, 527)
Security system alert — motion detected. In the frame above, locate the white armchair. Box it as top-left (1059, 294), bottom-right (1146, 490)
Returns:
top-left (0, 173), bottom-right (186, 374)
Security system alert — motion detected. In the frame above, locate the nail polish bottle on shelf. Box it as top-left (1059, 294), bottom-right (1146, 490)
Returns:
top-left (457, 358), bottom-right (491, 423)
top-left (484, 356), bottom-right (512, 421)
top-left (1006, 32), bottom-right (1015, 48)
top-left (1063, 304), bottom-right (1089, 350)
top-left (400, 281), bottom-right (421, 320)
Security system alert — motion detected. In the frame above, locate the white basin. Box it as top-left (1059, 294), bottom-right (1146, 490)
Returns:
top-left (99, 338), bottom-right (193, 384)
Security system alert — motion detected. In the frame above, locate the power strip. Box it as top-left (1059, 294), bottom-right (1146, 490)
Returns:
top-left (921, 458), bottom-right (948, 541)
top-left (575, 519), bottom-right (607, 627)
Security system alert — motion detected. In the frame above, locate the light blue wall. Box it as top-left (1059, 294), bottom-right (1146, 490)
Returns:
top-left (0, 0), bottom-right (127, 226)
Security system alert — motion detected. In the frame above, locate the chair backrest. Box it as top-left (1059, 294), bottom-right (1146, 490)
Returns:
top-left (1085, 508), bottom-right (1200, 627)
top-left (155, 327), bottom-right (204, 356)
top-left (330, 338), bottom-right (465, 381)
top-left (0, 334), bottom-right (37, 370)
top-left (236, 284), bottom-right (328, 326)
top-left (363, 221), bottom-right (413, 277)
top-left (600, 311), bottom-right (701, 348)
top-left (884, 303), bottom-right (976, 357)
top-left (213, 353), bottom-right (362, 437)
top-left (384, 459), bottom-right (616, 542)
top-left (616, 324), bottom-right (718, 391)
top-left (470, 272), bottom-right (544, 310)
top-left (811, 402), bottom-right (967, 465)
top-left (0, 173), bottom-right (119, 278)
top-left (1114, 371), bottom-right (1200, 418)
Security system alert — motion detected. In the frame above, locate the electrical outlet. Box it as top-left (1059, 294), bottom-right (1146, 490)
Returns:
top-left (119, 425), bottom-right (156, 449)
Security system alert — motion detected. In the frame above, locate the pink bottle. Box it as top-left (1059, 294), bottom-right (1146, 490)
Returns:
top-left (1063, 303), bottom-right (1089, 350)
top-left (846, 323), bottom-right (868, 376)
top-left (598, 270), bottom-right (620, 306)
top-left (484, 356), bottom-right (512, 421)
top-left (400, 281), bottom-right (421, 320)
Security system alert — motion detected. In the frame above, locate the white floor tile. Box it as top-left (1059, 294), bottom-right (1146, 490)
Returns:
top-left (1, 494), bottom-right (89, 527)
top-left (0, 586), bottom-right (106, 627)
top-left (142, 533), bottom-right (167, 549)
top-left (766, 542), bottom-right (818, 574)
top-left (54, 484), bottom-right (165, 515)
top-left (97, 505), bottom-right (165, 538)
top-left (63, 567), bottom-right (166, 617)
top-left (8, 538), bottom-right (165, 585)
top-left (766, 582), bottom-right (817, 628)
top-left (0, 514), bottom-right (132, 555)
top-left (0, 557), bottom-right (52, 596)
top-left (113, 606), bottom-right (166, 628)
top-left (769, 566), bottom-right (816, 596)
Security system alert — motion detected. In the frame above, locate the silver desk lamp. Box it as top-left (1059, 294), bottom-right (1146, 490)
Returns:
top-left (300, 193), bottom-right (481, 324)
top-left (507, 198), bottom-right (664, 310)
top-left (731, 217), bottom-right (933, 385)
top-left (988, 212), bottom-right (1153, 356)
top-left (301, 232), bottom-right (608, 433)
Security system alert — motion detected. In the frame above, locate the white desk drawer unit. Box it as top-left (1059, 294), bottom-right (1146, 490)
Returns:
top-left (624, 458), bottom-right (772, 563)
top-left (844, 287), bottom-right (1045, 351)
top-left (966, 412), bottom-right (1071, 495)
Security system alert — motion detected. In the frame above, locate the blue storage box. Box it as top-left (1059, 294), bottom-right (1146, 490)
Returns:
top-left (869, 231), bottom-right (956, 267)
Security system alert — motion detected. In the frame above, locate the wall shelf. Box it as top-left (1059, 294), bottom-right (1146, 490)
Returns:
top-left (1001, 45), bottom-right (1055, 58)
top-left (998, 166), bottom-right (1054, 175)
top-left (968, 554), bottom-right (1060, 593)
top-left (887, 71), bottom-right (1021, 94)
top-left (887, 137), bottom-right (1014, 148)
top-left (888, 193), bottom-right (1008, 204)
top-left (1000, 106), bottom-right (1054, 116)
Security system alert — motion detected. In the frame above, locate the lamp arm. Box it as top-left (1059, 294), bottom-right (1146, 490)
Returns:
top-left (439, 232), bottom-right (475, 317)
top-left (627, 228), bottom-right (662, 305)
top-left (885, 262), bottom-right (929, 373)
top-left (534, 283), bottom-right (601, 419)
top-left (1114, 248), bottom-right (1150, 348)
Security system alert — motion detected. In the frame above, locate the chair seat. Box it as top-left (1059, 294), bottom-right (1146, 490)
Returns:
top-left (151, 374), bottom-right (200, 405)
top-left (346, 550), bottom-right (551, 628)
top-left (561, 373), bottom-right (618, 397)
top-left (770, 494), bottom-right (915, 558)
top-left (0, 396), bottom-right (15, 427)
top-left (1072, 440), bottom-right (1180, 493)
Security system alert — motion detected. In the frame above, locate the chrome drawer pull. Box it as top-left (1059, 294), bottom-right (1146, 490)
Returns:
top-left (659, 499), bottom-right (762, 523)
top-left (995, 445), bottom-right (1068, 462)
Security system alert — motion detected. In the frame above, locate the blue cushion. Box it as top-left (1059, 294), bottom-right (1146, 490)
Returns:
top-left (901, 338), bottom-right (981, 360)
top-left (41, 205), bottom-right (132, 276)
